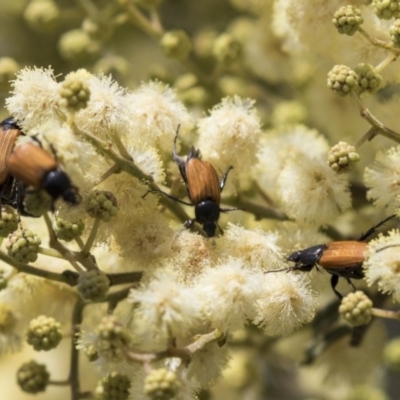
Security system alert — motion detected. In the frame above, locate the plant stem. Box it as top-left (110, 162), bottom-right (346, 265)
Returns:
top-left (81, 218), bottom-right (101, 257)
top-left (375, 52), bottom-right (398, 73)
top-left (351, 93), bottom-right (400, 144)
top-left (372, 308), bottom-right (400, 321)
top-left (358, 27), bottom-right (400, 54)
top-left (107, 271), bottom-right (143, 286)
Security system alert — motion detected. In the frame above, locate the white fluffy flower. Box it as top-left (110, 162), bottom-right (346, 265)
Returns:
top-left (364, 229), bottom-right (400, 302)
top-left (277, 152), bottom-right (351, 225)
top-left (125, 81), bottom-right (193, 154)
top-left (193, 258), bottom-right (264, 331)
top-left (129, 269), bottom-right (202, 345)
top-left (197, 96), bottom-right (262, 191)
top-left (6, 66), bottom-right (62, 130)
top-left (253, 271), bottom-right (316, 336)
top-left (364, 146), bottom-right (400, 214)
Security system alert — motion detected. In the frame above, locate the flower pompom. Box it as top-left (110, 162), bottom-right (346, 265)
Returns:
top-left (125, 81), bottom-right (193, 154)
top-left (197, 96), bottom-right (262, 191)
top-left (253, 271), bottom-right (316, 336)
top-left (364, 229), bottom-right (400, 302)
top-left (129, 269), bottom-right (201, 345)
top-left (6, 67), bottom-right (62, 130)
top-left (193, 258), bottom-right (264, 331)
top-left (277, 152), bottom-right (351, 226)
top-left (364, 146), bottom-right (400, 214)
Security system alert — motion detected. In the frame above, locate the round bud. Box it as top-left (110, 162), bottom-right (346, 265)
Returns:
top-left (372, 0), bottom-right (400, 20)
top-left (332, 5), bottom-right (364, 36)
top-left (26, 315), bottom-right (63, 351)
top-left (144, 368), bottom-right (180, 400)
top-left (24, 0), bottom-right (60, 33)
top-left (0, 267), bottom-right (11, 290)
top-left (384, 337), bottom-right (400, 371)
top-left (94, 56), bottom-right (130, 79)
top-left (82, 18), bottom-right (112, 41)
top-left (96, 315), bottom-right (131, 362)
top-left (0, 57), bottom-right (19, 89)
top-left (0, 205), bottom-right (19, 237)
top-left (0, 302), bottom-right (17, 333)
top-left (95, 372), bottom-right (131, 400)
top-left (212, 33), bottom-right (242, 65)
top-left (59, 71), bottom-right (91, 112)
top-left (160, 30), bottom-right (192, 60)
top-left (5, 229), bottom-right (41, 264)
top-left (54, 217), bottom-right (85, 241)
top-left (58, 29), bottom-right (101, 62)
top-left (133, 0), bottom-right (163, 8)
top-left (86, 190), bottom-right (118, 222)
top-left (354, 63), bottom-right (383, 96)
top-left (339, 291), bottom-right (373, 326)
top-left (389, 19), bottom-right (400, 47)
top-left (23, 190), bottom-right (53, 217)
top-left (77, 270), bottom-right (110, 302)
top-left (327, 141), bottom-right (360, 173)
top-left (83, 344), bottom-right (99, 362)
top-left (327, 65), bottom-right (358, 97)
top-left (17, 360), bottom-right (50, 394)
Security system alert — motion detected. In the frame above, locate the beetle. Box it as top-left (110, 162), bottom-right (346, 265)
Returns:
top-left (271, 215), bottom-right (395, 298)
top-left (7, 142), bottom-right (79, 205)
top-left (144, 127), bottom-right (240, 237)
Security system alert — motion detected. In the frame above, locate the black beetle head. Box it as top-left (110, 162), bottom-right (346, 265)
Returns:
top-left (195, 200), bottom-right (220, 237)
top-left (286, 250), bottom-right (303, 263)
top-left (42, 170), bottom-right (79, 204)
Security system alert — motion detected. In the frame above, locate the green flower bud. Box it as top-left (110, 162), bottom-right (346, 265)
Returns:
top-left (86, 190), bottom-right (118, 222)
top-left (332, 5), bottom-right (363, 36)
top-left (83, 344), bottom-right (99, 362)
top-left (160, 30), bottom-right (192, 60)
top-left (95, 372), bottom-right (131, 400)
top-left (94, 56), bottom-right (130, 79)
top-left (389, 19), bottom-right (400, 46)
top-left (327, 65), bottom-right (358, 97)
top-left (372, 0), bottom-right (400, 20)
top-left (96, 315), bottom-right (131, 362)
top-left (144, 368), bottom-right (180, 400)
top-left (23, 190), bottom-right (53, 217)
top-left (384, 337), bottom-right (400, 371)
top-left (0, 57), bottom-right (19, 89)
top-left (59, 70), bottom-right (91, 112)
top-left (58, 29), bottom-right (101, 62)
top-left (327, 141), bottom-right (360, 173)
top-left (26, 315), bottom-right (63, 351)
top-left (24, 0), bottom-right (60, 33)
top-left (212, 33), bottom-right (242, 65)
top-left (339, 291), bottom-right (373, 326)
top-left (82, 18), bottom-right (113, 41)
top-left (0, 266), bottom-right (11, 291)
top-left (133, 0), bottom-right (164, 8)
top-left (5, 228), bottom-right (41, 264)
top-left (77, 270), bottom-right (110, 302)
top-left (354, 63), bottom-right (383, 96)
top-left (0, 205), bottom-right (19, 237)
top-left (0, 302), bottom-right (17, 333)
top-left (54, 217), bottom-right (85, 241)
top-left (17, 360), bottom-right (49, 394)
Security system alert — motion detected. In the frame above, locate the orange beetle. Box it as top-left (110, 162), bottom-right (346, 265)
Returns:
top-left (280, 215), bottom-right (395, 298)
top-left (145, 127), bottom-right (240, 237)
top-left (8, 142), bottom-right (78, 205)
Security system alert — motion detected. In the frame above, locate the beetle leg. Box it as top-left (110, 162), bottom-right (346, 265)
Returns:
top-left (172, 125), bottom-right (186, 169)
top-left (142, 189), bottom-right (193, 206)
top-left (220, 206), bottom-right (243, 213)
top-left (330, 275), bottom-right (343, 299)
top-left (345, 277), bottom-right (357, 292)
top-left (358, 214), bottom-right (396, 241)
top-left (184, 219), bottom-right (195, 229)
top-left (220, 166), bottom-right (233, 191)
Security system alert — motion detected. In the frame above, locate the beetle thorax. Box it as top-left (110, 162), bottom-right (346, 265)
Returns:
top-left (195, 200), bottom-right (220, 236)
top-left (42, 170), bottom-right (76, 203)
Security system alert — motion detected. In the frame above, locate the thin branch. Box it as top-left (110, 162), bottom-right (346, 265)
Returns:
top-left (357, 27), bottom-right (400, 54)
top-left (107, 271), bottom-right (143, 286)
top-left (81, 218), bottom-right (102, 257)
top-left (371, 308), bottom-right (400, 321)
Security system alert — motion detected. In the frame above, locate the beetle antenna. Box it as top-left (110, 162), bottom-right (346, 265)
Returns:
top-left (375, 243), bottom-right (400, 253)
top-left (142, 188), bottom-right (193, 206)
top-left (220, 206), bottom-right (244, 213)
top-left (358, 214), bottom-right (396, 241)
top-left (220, 166), bottom-right (233, 191)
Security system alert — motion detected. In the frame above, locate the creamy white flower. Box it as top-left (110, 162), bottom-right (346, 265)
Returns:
top-left (364, 229), bottom-right (400, 302)
top-left (253, 271), bottom-right (316, 336)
